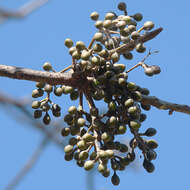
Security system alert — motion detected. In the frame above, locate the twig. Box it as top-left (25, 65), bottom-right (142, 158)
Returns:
top-left (141, 95), bottom-right (190, 115)
top-left (5, 137), bottom-right (49, 190)
top-left (0, 0), bottom-right (48, 22)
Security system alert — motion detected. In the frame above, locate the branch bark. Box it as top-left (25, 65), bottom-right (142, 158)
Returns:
top-left (141, 95), bottom-right (190, 115)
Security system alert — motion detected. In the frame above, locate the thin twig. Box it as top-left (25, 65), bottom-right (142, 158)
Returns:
top-left (5, 137), bottom-right (49, 190)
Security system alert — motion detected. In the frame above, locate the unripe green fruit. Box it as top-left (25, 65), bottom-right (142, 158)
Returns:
top-left (132, 91), bottom-right (142, 101)
top-left (61, 127), bottom-right (70, 136)
top-left (119, 144), bottom-right (128, 153)
top-left (69, 137), bottom-right (78, 145)
top-left (64, 145), bottom-right (74, 154)
top-left (99, 49), bottom-right (109, 58)
top-left (105, 149), bottom-right (114, 158)
top-left (118, 2), bottom-right (126, 11)
top-left (108, 101), bottom-right (116, 111)
top-left (90, 11), bottom-right (99, 21)
top-left (94, 32), bottom-right (103, 41)
top-left (81, 50), bottom-right (91, 60)
top-left (93, 43), bottom-right (102, 52)
top-left (79, 151), bottom-right (89, 160)
top-left (117, 20), bottom-right (126, 30)
top-left (68, 106), bottom-right (77, 115)
top-left (101, 132), bottom-right (111, 142)
top-left (128, 25), bottom-right (136, 32)
top-left (139, 113), bottom-right (147, 122)
top-left (43, 62), bottom-right (52, 71)
top-left (32, 101), bottom-right (40, 109)
top-left (123, 52), bottom-right (133, 60)
top-left (136, 43), bottom-right (146, 53)
top-left (146, 149), bottom-right (157, 161)
top-left (64, 38), bottom-right (73, 48)
top-left (64, 114), bottom-right (73, 123)
top-left (143, 159), bottom-right (155, 173)
top-left (36, 82), bottom-right (45, 89)
top-left (64, 153), bottom-right (73, 161)
top-left (146, 139), bottom-right (158, 149)
top-left (105, 12), bottom-right (115, 20)
top-left (72, 50), bottom-right (81, 60)
top-left (122, 16), bottom-right (132, 25)
top-left (130, 120), bottom-right (141, 130)
top-left (77, 118), bottom-right (86, 127)
top-left (52, 104), bottom-right (61, 112)
top-left (41, 102), bottom-right (50, 112)
top-left (69, 47), bottom-right (76, 55)
top-left (76, 41), bottom-right (86, 51)
top-left (128, 106), bottom-right (138, 114)
top-left (90, 152), bottom-right (97, 160)
top-left (143, 21), bottom-right (154, 31)
top-left (32, 89), bottom-right (40, 98)
top-left (111, 52), bottom-right (120, 63)
top-left (91, 56), bottom-right (100, 65)
top-left (111, 172), bottom-right (120, 186)
top-left (127, 82), bottom-right (137, 91)
top-left (77, 140), bottom-right (87, 150)
top-left (113, 63), bottom-right (126, 73)
top-left (34, 110), bottom-right (42, 119)
top-left (152, 65), bottom-right (161, 74)
top-left (144, 128), bottom-right (157, 136)
top-left (118, 78), bottom-right (126, 86)
top-left (133, 13), bottom-right (143, 21)
top-left (109, 116), bottom-right (117, 126)
top-left (102, 168), bottom-right (110, 177)
top-left (120, 27), bottom-right (130, 37)
top-left (99, 150), bottom-right (108, 159)
top-left (103, 20), bottom-right (112, 28)
top-left (77, 160), bottom-right (84, 167)
top-left (84, 160), bottom-right (94, 171)
top-left (54, 87), bottom-right (63, 96)
top-left (82, 133), bottom-right (95, 142)
top-left (124, 98), bottom-right (134, 108)
top-left (95, 20), bottom-right (103, 29)
top-left (63, 86), bottom-right (74, 94)
top-left (43, 113), bottom-right (51, 125)
top-left (70, 90), bottom-right (79, 100)
top-left (118, 125), bottom-right (127, 134)
top-left (131, 31), bottom-right (140, 40)
top-left (44, 84), bottom-right (53, 93)
top-left (98, 163), bottom-right (107, 173)
top-left (121, 157), bottom-right (130, 166)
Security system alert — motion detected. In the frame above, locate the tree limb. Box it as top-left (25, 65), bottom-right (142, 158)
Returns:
top-left (5, 137), bottom-right (49, 190)
top-left (141, 95), bottom-right (190, 115)
top-left (0, 0), bottom-right (49, 22)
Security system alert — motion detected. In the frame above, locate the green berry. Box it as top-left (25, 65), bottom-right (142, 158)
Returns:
top-left (118, 2), bottom-right (126, 11)
top-left (133, 13), bottom-right (143, 21)
top-left (136, 43), bottom-right (146, 53)
top-left (43, 113), bottom-right (51, 125)
top-left (43, 62), bottom-right (52, 71)
top-left (144, 128), bottom-right (157, 137)
top-left (90, 11), bottom-right (99, 21)
top-left (61, 127), bottom-right (70, 136)
top-left (146, 139), bottom-right (158, 149)
top-left (84, 160), bottom-right (94, 171)
top-left (94, 32), bottom-right (103, 41)
top-left (32, 101), bottom-right (40, 109)
top-left (95, 20), bottom-right (103, 29)
top-left (76, 41), bottom-right (86, 51)
top-left (143, 21), bottom-right (154, 31)
top-left (130, 120), bottom-right (141, 130)
top-left (68, 106), bottom-right (77, 115)
top-left (79, 151), bottom-right (89, 161)
top-left (54, 87), bottom-right (63, 96)
top-left (77, 118), bottom-right (86, 127)
top-left (33, 110), bottom-right (42, 119)
top-left (64, 145), bottom-right (74, 154)
top-left (44, 84), bottom-right (53, 93)
top-left (111, 172), bottom-right (120, 186)
top-left (36, 82), bottom-right (45, 89)
top-left (64, 38), bottom-right (73, 48)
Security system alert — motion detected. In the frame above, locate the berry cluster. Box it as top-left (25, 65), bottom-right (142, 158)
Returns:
top-left (31, 2), bottom-right (161, 186)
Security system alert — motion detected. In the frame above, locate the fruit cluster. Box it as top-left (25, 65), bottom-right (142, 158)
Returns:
top-left (31, 2), bottom-right (160, 185)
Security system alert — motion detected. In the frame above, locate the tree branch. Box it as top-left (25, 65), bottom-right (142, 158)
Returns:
top-left (141, 95), bottom-right (190, 115)
top-left (0, 0), bottom-right (49, 22)
top-left (5, 137), bottom-right (49, 190)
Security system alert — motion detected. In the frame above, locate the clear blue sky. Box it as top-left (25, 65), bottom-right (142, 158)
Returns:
top-left (0, 0), bottom-right (190, 190)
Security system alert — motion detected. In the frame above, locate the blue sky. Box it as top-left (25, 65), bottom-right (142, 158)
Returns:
top-left (0, 0), bottom-right (190, 190)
